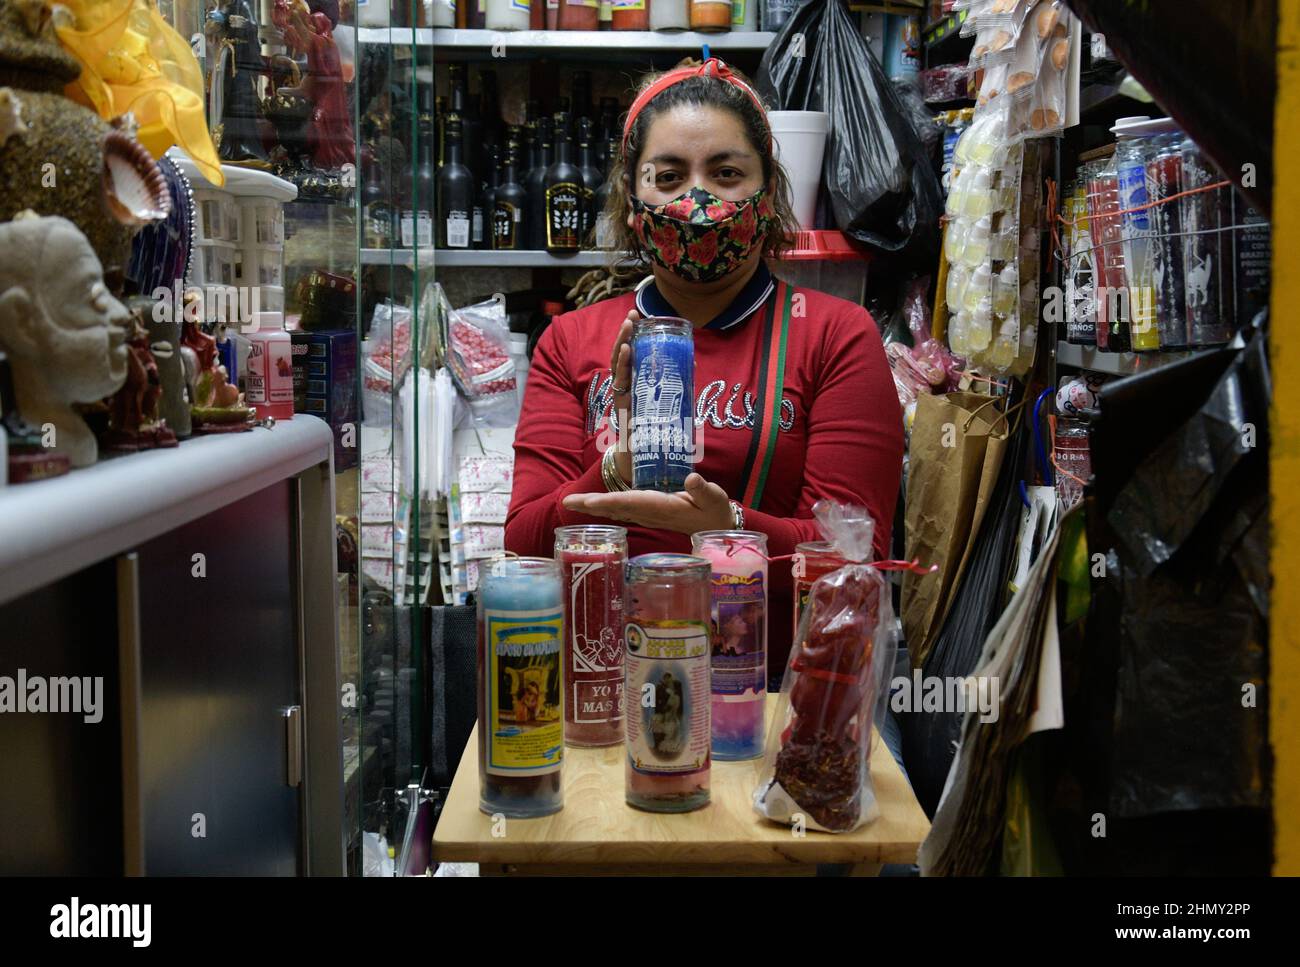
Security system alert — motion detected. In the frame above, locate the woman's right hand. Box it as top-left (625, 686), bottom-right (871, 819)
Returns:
top-left (609, 310), bottom-right (639, 485)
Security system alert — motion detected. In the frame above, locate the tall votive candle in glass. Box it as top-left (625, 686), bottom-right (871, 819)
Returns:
top-left (555, 525), bottom-right (627, 747)
top-left (630, 316), bottom-right (695, 492)
top-left (692, 530), bottom-right (768, 760)
top-left (624, 553), bottom-right (712, 813)
top-left (477, 557), bottom-right (565, 818)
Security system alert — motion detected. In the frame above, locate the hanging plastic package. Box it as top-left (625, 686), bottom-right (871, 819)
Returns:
top-left (753, 501), bottom-right (898, 833)
top-left (756, 0), bottom-right (943, 257)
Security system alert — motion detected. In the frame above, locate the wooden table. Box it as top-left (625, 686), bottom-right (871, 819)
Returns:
top-left (433, 696), bottom-right (930, 876)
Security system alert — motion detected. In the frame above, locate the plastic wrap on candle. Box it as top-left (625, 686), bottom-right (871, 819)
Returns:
top-left (630, 317), bottom-right (695, 492)
top-left (556, 526), bottom-right (627, 747)
top-left (477, 557), bottom-right (565, 818)
top-left (693, 531), bottom-right (769, 761)
top-left (623, 553), bottom-right (712, 813)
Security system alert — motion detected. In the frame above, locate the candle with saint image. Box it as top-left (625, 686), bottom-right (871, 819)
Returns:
top-left (630, 316), bottom-right (695, 492)
top-left (693, 531), bottom-right (769, 760)
top-left (477, 557), bottom-right (565, 818)
top-left (623, 553), bottom-right (712, 812)
top-left (555, 525), bottom-right (627, 747)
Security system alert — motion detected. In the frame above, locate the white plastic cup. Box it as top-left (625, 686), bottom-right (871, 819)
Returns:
top-left (767, 111), bottom-right (829, 230)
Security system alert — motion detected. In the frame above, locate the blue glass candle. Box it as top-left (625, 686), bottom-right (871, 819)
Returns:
top-left (630, 316), bottom-right (695, 492)
top-left (477, 557), bottom-right (565, 817)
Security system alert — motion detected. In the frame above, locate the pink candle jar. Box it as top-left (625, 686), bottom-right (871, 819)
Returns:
top-left (624, 553), bottom-right (712, 813)
top-left (692, 531), bottom-right (768, 760)
top-left (555, 525), bottom-right (627, 747)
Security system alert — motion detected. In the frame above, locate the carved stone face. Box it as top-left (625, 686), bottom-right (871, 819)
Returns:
top-left (30, 221), bottom-right (131, 400)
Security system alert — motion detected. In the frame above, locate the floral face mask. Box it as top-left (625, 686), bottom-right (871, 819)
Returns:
top-left (630, 185), bottom-right (775, 283)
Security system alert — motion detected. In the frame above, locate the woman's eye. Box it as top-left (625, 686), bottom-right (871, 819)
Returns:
top-left (715, 168), bottom-right (743, 180)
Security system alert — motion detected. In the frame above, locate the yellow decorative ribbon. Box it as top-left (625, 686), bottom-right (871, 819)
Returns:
top-left (53, 0), bottom-right (224, 186)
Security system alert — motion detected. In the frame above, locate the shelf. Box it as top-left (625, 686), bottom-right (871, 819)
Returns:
top-left (1055, 340), bottom-right (1202, 376)
top-left (360, 247), bottom-right (614, 268)
top-left (923, 9), bottom-right (970, 47)
top-left (357, 27), bottom-right (776, 53)
top-left (0, 416), bottom-right (334, 607)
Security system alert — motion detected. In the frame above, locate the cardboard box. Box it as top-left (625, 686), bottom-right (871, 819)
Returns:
top-left (291, 328), bottom-right (358, 471)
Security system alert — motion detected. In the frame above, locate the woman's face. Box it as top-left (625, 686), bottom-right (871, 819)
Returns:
top-left (631, 104), bottom-right (765, 206)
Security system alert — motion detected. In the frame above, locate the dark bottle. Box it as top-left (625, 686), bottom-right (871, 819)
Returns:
top-left (474, 144), bottom-right (500, 250)
top-left (544, 117), bottom-right (583, 253)
top-left (434, 95), bottom-right (447, 166)
top-left (494, 147), bottom-right (527, 251)
top-left (402, 123), bottom-right (435, 250)
top-left (571, 70), bottom-right (593, 129)
top-left (526, 117), bottom-right (553, 250)
top-left (596, 97), bottom-right (620, 170)
top-left (576, 118), bottom-right (602, 246)
top-left (479, 69), bottom-right (504, 154)
top-left (361, 148), bottom-right (394, 249)
top-left (448, 65), bottom-right (481, 186)
top-left (594, 136), bottom-right (620, 250)
top-left (438, 119), bottom-right (473, 249)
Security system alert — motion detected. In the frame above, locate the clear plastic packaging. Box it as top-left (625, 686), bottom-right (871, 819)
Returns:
top-left (753, 501), bottom-right (898, 833)
top-left (447, 297), bottom-right (519, 427)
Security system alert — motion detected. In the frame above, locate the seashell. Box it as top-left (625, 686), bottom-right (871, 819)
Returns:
top-left (102, 129), bottom-right (171, 226)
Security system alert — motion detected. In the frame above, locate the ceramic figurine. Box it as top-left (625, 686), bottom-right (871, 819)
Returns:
top-left (0, 215), bottom-right (129, 468)
top-left (141, 301), bottom-right (192, 439)
top-left (206, 0), bottom-right (270, 164)
top-left (0, 0), bottom-right (170, 280)
top-left (180, 296), bottom-right (254, 433)
top-left (103, 304), bottom-right (179, 451)
top-left (273, 0), bottom-right (354, 172)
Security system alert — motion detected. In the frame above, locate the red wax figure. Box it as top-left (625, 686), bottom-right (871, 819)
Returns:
top-left (504, 57), bottom-right (904, 676)
top-left (274, 1), bottom-right (355, 171)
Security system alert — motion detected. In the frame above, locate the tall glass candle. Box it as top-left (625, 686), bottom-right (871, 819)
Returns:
top-left (630, 316), bottom-right (695, 492)
top-left (477, 557), bottom-right (565, 818)
top-left (555, 525), bottom-right (627, 747)
top-left (792, 540), bottom-right (847, 645)
top-left (624, 554), bottom-right (712, 812)
top-left (692, 531), bottom-right (768, 760)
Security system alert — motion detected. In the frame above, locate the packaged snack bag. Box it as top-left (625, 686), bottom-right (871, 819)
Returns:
top-left (753, 502), bottom-right (900, 832)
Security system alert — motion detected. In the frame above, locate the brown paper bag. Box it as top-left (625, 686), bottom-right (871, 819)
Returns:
top-left (902, 391), bottom-right (1010, 668)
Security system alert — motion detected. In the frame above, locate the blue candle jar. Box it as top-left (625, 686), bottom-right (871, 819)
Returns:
top-left (630, 316), bottom-right (695, 492)
top-left (477, 557), bottom-right (565, 818)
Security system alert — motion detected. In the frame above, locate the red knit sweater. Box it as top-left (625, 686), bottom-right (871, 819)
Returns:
top-left (505, 286), bottom-right (904, 671)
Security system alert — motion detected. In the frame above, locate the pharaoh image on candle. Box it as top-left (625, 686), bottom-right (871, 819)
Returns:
top-left (693, 530), bottom-right (768, 760)
top-left (630, 316), bottom-right (696, 492)
top-left (624, 553), bottom-right (712, 813)
top-left (555, 525), bottom-right (627, 747)
top-left (477, 557), bottom-right (565, 818)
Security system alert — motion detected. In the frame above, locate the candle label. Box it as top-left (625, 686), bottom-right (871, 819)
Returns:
top-left (624, 621), bottom-right (711, 775)
top-left (709, 570), bottom-right (767, 699)
top-left (485, 607), bottom-right (564, 777)
top-left (565, 559), bottom-right (625, 727)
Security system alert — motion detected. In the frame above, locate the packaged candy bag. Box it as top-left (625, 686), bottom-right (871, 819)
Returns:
top-left (753, 502), bottom-right (899, 832)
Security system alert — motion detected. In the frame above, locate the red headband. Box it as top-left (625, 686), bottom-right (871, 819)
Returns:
top-left (621, 57), bottom-right (772, 156)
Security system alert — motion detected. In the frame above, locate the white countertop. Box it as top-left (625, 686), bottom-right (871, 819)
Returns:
top-left (0, 415), bottom-right (334, 606)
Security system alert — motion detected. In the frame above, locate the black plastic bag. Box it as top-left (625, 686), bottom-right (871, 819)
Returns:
top-left (757, 0), bottom-right (942, 257)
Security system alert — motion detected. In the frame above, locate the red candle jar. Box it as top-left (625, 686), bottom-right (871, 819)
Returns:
top-left (791, 541), bottom-right (847, 646)
top-left (624, 553), bottom-right (712, 813)
top-left (555, 525), bottom-right (627, 747)
top-left (611, 0), bottom-right (649, 29)
top-left (559, 0), bottom-right (600, 28)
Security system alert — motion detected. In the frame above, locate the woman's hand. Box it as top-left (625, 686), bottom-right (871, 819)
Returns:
top-left (563, 473), bottom-right (734, 535)
top-left (608, 310), bottom-right (639, 485)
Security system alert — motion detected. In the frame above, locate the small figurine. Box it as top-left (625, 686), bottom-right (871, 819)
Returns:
top-left (273, 0), bottom-right (354, 172)
top-left (102, 306), bottom-right (178, 451)
top-left (206, 0), bottom-right (270, 164)
top-left (179, 296), bottom-right (255, 432)
top-left (1, 350), bottom-right (70, 482)
top-left (0, 214), bottom-right (129, 468)
top-left (145, 305), bottom-right (192, 439)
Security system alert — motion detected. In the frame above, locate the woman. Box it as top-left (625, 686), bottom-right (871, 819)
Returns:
top-left (506, 59), bottom-right (904, 676)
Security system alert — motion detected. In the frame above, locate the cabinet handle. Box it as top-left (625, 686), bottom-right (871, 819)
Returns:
top-left (284, 705), bottom-right (303, 787)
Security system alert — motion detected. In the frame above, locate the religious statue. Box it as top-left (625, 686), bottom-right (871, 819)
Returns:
top-left (0, 215), bottom-right (129, 468)
top-left (206, 0), bottom-right (269, 164)
top-left (273, 0), bottom-right (354, 172)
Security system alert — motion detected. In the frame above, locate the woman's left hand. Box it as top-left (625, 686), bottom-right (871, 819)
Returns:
top-left (562, 473), bottom-right (734, 535)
